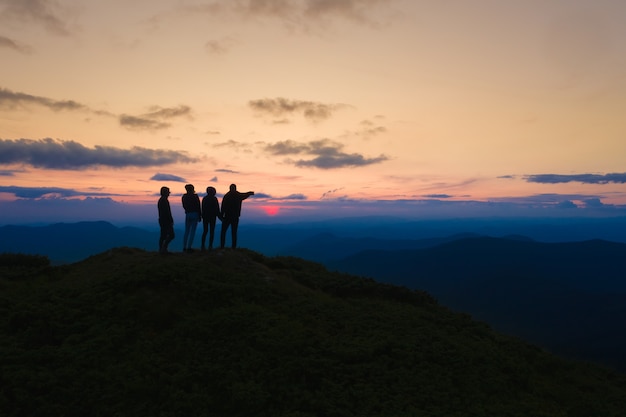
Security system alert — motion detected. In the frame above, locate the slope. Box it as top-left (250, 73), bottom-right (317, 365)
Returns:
top-left (327, 236), bottom-right (626, 370)
top-left (1, 249), bottom-right (626, 417)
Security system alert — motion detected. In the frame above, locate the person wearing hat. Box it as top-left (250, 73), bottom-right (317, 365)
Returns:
top-left (181, 183), bottom-right (201, 253)
top-left (157, 186), bottom-right (175, 254)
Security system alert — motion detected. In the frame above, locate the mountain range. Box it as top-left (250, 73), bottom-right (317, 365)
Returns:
top-left (2, 220), bottom-right (626, 372)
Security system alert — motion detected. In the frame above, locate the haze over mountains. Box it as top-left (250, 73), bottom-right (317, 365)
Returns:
top-left (2, 217), bottom-right (626, 372)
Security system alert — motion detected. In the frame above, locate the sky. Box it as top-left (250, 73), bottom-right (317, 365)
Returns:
top-left (2, 0), bottom-right (626, 225)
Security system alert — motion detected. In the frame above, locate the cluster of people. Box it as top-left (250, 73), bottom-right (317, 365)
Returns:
top-left (157, 183), bottom-right (254, 254)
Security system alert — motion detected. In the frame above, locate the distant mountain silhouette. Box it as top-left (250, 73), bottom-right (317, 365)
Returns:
top-left (278, 232), bottom-right (481, 262)
top-left (0, 221), bottom-right (158, 264)
top-left (327, 236), bottom-right (626, 370)
top-left (2, 248), bottom-right (626, 416)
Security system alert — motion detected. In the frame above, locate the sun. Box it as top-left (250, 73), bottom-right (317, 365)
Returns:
top-left (261, 206), bottom-right (280, 216)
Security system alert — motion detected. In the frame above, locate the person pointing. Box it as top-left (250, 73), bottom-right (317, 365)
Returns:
top-left (220, 183), bottom-right (254, 249)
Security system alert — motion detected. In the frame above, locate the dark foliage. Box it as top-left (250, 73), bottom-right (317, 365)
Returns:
top-left (2, 247), bottom-right (626, 417)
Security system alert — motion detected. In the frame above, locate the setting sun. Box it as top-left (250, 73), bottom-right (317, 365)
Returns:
top-left (261, 206), bottom-right (280, 217)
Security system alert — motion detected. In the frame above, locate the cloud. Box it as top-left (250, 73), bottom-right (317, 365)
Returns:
top-left (216, 168), bottom-right (240, 174)
top-left (0, 185), bottom-right (113, 199)
top-left (232, 0), bottom-right (395, 27)
top-left (525, 173), bottom-right (626, 184)
top-left (249, 97), bottom-right (347, 122)
top-left (169, 0), bottom-right (395, 31)
top-left (302, 0), bottom-right (394, 23)
top-left (264, 138), bottom-right (388, 169)
top-left (150, 173), bottom-right (187, 182)
top-left (205, 37), bottom-right (238, 55)
top-left (0, 35), bottom-right (32, 53)
top-left (0, 0), bottom-right (71, 36)
top-left (283, 193), bottom-right (307, 200)
top-left (321, 187), bottom-right (345, 199)
top-left (119, 105), bottom-right (192, 131)
top-left (556, 200), bottom-right (578, 209)
top-left (212, 140), bottom-right (251, 151)
top-left (0, 88), bottom-right (193, 130)
top-left (0, 87), bottom-right (90, 112)
top-left (424, 194), bottom-right (453, 199)
top-left (583, 198), bottom-right (605, 208)
top-left (119, 115), bottom-right (170, 130)
top-left (0, 138), bottom-right (198, 169)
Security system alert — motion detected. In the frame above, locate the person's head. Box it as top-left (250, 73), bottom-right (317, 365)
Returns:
top-left (229, 184), bottom-right (237, 192)
top-left (160, 186), bottom-right (170, 197)
top-left (185, 184), bottom-right (195, 193)
top-left (206, 186), bottom-right (216, 196)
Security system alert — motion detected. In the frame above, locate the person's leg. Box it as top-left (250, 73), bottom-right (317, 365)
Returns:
top-left (188, 214), bottom-right (198, 250)
top-left (183, 216), bottom-right (190, 250)
top-left (231, 218), bottom-right (239, 249)
top-left (163, 224), bottom-right (174, 253)
top-left (208, 219), bottom-right (216, 249)
top-left (159, 225), bottom-right (166, 252)
top-left (220, 219), bottom-right (229, 248)
top-left (201, 219), bottom-right (209, 250)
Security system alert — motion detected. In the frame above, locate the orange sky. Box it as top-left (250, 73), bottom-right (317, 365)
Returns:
top-left (2, 0), bottom-right (626, 224)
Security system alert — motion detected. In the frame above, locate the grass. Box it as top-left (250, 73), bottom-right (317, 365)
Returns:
top-left (1, 248), bottom-right (626, 416)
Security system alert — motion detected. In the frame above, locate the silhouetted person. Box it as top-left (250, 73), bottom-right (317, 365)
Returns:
top-left (182, 183), bottom-right (201, 253)
top-left (157, 186), bottom-right (175, 254)
top-left (201, 186), bottom-right (222, 251)
top-left (220, 183), bottom-right (254, 249)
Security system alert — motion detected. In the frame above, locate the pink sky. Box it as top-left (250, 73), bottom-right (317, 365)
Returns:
top-left (2, 0), bottom-right (626, 225)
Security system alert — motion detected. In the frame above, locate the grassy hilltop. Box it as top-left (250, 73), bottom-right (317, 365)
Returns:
top-left (1, 248), bottom-right (626, 417)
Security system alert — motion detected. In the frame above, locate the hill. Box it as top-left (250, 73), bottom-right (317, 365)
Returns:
top-left (327, 237), bottom-right (626, 371)
top-left (2, 249), bottom-right (626, 416)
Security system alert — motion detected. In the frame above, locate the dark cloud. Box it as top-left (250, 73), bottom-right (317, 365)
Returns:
top-left (283, 193), bottom-right (307, 200)
top-left (0, 35), bottom-right (32, 53)
top-left (249, 97), bottom-right (347, 122)
top-left (213, 140), bottom-right (249, 150)
top-left (228, 0), bottom-right (394, 26)
top-left (264, 139), bottom-right (310, 155)
top-left (424, 194), bottom-right (453, 199)
top-left (0, 138), bottom-right (198, 169)
top-left (0, 87), bottom-right (90, 112)
top-left (150, 173), bottom-right (187, 182)
top-left (525, 173), bottom-right (626, 184)
top-left (295, 152), bottom-right (387, 169)
top-left (265, 138), bottom-right (388, 169)
top-left (557, 200), bottom-right (578, 209)
top-left (0, 0), bottom-right (71, 36)
top-left (302, 0), bottom-right (393, 23)
top-left (205, 37), bottom-right (237, 55)
top-left (0, 185), bottom-right (112, 199)
top-left (321, 187), bottom-right (345, 199)
top-left (119, 105), bottom-right (191, 131)
top-left (583, 198), bottom-right (605, 208)
top-left (119, 115), bottom-right (170, 130)
top-left (216, 168), bottom-right (239, 174)
top-left (1, 88), bottom-right (192, 130)
top-left (0, 169), bottom-right (15, 176)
